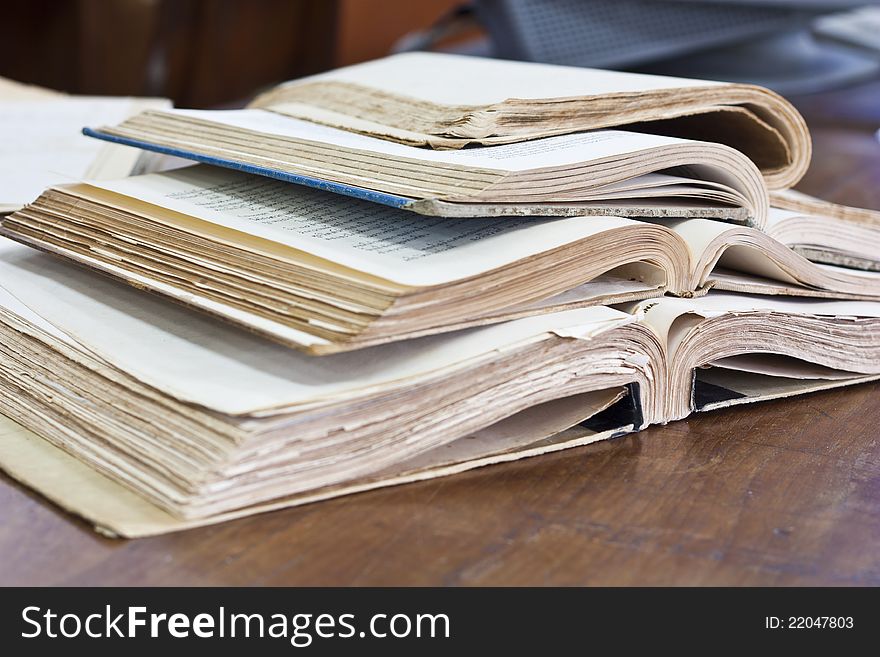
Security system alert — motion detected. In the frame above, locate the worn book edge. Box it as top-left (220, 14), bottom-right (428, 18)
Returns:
top-left (0, 390), bottom-right (634, 538)
top-left (82, 128), bottom-right (417, 210)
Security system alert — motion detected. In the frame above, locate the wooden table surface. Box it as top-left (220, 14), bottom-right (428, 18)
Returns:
top-left (2, 82), bottom-right (879, 587)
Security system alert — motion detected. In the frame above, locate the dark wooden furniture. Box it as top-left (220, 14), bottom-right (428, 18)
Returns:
top-left (2, 81), bottom-right (880, 587)
top-left (0, 0), bottom-right (460, 107)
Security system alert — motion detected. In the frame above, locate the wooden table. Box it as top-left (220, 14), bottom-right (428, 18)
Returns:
top-left (2, 83), bottom-right (879, 587)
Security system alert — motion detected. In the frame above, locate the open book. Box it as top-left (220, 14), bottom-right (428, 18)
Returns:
top-left (250, 53), bottom-right (810, 191)
top-left (769, 189), bottom-right (880, 270)
top-left (0, 79), bottom-right (170, 214)
top-left (82, 52), bottom-right (808, 216)
top-left (0, 238), bottom-right (878, 536)
top-left (85, 107), bottom-right (769, 223)
top-left (4, 165), bottom-right (880, 354)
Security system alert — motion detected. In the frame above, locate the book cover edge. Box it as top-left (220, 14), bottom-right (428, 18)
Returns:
top-left (81, 127), bottom-right (418, 211)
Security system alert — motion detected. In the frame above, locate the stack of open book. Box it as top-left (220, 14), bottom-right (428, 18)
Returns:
top-left (2, 53), bottom-right (880, 536)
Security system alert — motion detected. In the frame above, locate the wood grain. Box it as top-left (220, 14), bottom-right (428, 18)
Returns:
top-left (1, 82), bottom-right (879, 587)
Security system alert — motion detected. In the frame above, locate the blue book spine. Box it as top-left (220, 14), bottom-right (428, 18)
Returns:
top-left (82, 127), bottom-right (416, 210)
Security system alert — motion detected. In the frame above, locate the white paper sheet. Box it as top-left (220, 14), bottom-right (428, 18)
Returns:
top-left (0, 97), bottom-right (168, 209)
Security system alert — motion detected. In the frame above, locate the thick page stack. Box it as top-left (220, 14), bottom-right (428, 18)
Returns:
top-left (1, 241), bottom-right (879, 536)
top-left (249, 53), bottom-right (811, 190)
top-left (79, 52), bottom-right (809, 222)
top-left (4, 166), bottom-right (880, 353)
top-left (86, 111), bottom-right (768, 222)
top-left (3, 53), bottom-right (880, 540)
top-left (771, 188), bottom-right (880, 227)
top-left (0, 239), bottom-right (659, 533)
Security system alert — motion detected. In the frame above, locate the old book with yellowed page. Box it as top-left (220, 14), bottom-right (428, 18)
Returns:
top-left (1, 237), bottom-right (879, 536)
top-left (85, 108), bottom-right (770, 224)
top-left (79, 53), bottom-right (820, 222)
top-left (4, 165), bottom-right (880, 354)
top-left (247, 53), bottom-right (810, 189)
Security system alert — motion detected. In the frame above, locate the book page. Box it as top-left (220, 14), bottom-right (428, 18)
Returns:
top-left (0, 97), bottom-right (168, 210)
top-left (0, 237), bottom-right (634, 416)
top-left (676, 292), bottom-right (880, 319)
top-left (765, 206), bottom-right (880, 247)
top-left (664, 217), bottom-right (828, 286)
top-left (159, 108), bottom-right (686, 172)
top-left (765, 207), bottom-right (802, 227)
top-left (653, 218), bottom-right (727, 274)
top-left (708, 354), bottom-right (858, 380)
top-left (294, 52), bottom-right (719, 106)
top-left (695, 368), bottom-right (877, 413)
top-left (769, 189), bottom-right (880, 225)
top-left (764, 207), bottom-right (880, 271)
top-left (637, 292), bottom-right (880, 358)
top-left (0, 392), bottom-right (632, 537)
top-left (372, 389), bottom-right (627, 472)
top-left (84, 166), bottom-right (650, 286)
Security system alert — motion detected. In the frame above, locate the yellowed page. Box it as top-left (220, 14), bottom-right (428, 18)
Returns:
top-left (0, 388), bottom-right (630, 537)
top-left (765, 206), bottom-right (880, 270)
top-left (696, 369), bottom-right (878, 413)
top-left (0, 238), bottom-right (635, 416)
top-left (665, 218), bottom-right (800, 286)
top-left (249, 52), bottom-right (806, 192)
top-left (147, 109), bottom-right (688, 172)
top-left (709, 354), bottom-right (858, 380)
top-left (86, 166), bottom-right (651, 286)
top-left (637, 292), bottom-right (880, 359)
top-left (769, 189), bottom-right (880, 226)
top-left (291, 52), bottom-right (719, 105)
top-left (674, 291), bottom-right (880, 318)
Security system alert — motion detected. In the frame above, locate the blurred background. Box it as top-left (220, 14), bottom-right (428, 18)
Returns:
top-left (3, 0), bottom-right (879, 107)
top-left (2, 0), bottom-right (460, 107)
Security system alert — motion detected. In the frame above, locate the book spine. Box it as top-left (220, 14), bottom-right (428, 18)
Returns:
top-left (81, 128), bottom-right (417, 210)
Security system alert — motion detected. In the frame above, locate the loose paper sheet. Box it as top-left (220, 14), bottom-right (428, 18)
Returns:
top-left (0, 97), bottom-right (168, 210)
